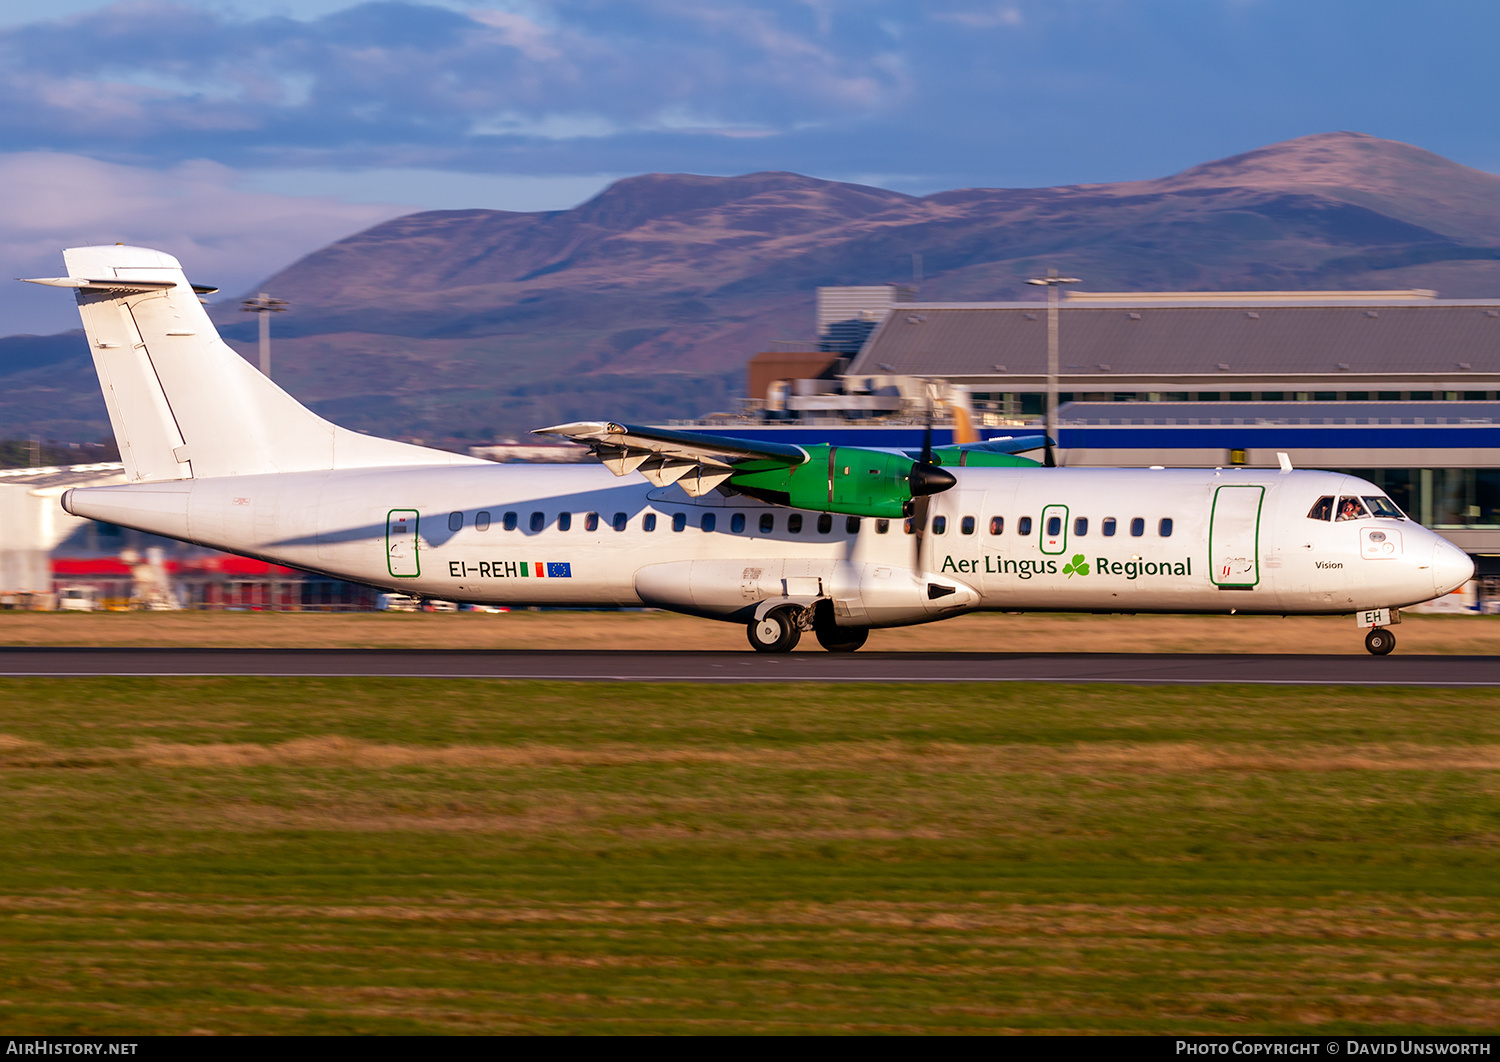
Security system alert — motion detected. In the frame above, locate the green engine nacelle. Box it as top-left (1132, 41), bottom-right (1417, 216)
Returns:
top-left (727, 444), bottom-right (926, 518)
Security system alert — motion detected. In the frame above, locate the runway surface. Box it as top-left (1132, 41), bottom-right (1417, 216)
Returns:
top-left (1, 647), bottom-right (1497, 684)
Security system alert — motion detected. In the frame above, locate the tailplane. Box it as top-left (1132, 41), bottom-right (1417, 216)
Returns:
top-left (25, 245), bottom-right (479, 482)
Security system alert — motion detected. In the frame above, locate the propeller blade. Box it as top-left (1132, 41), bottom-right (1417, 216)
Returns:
top-left (907, 394), bottom-right (950, 565)
top-left (907, 494), bottom-right (930, 570)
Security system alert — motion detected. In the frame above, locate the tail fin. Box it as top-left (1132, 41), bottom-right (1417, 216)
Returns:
top-left (26, 245), bottom-right (478, 482)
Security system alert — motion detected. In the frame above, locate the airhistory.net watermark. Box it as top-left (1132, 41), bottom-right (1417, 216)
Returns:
top-left (6, 1044), bottom-right (137, 1056)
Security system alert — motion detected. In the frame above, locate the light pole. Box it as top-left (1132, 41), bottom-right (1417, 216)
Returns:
top-left (240, 293), bottom-right (288, 378)
top-left (1026, 269), bottom-right (1079, 466)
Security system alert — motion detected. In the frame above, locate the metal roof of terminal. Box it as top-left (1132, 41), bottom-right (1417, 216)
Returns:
top-left (0, 462), bottom-right (125, 490)
top-left (846, 302), bottom-right (1500, 378)
top-left (1059, 401), bottom-right (1500, 425)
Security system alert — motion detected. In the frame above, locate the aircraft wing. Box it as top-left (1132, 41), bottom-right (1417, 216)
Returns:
top-left (902, 434), bottom-right (1051, 458)
top-left (951, 434), bottom-right (1052, 454)
top-left (535, 421), bottom-right (807, 496)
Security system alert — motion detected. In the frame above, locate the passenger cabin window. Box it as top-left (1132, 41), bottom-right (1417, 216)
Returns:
top-left (846, 517), bottom-right (861, 534)
top-left (672, 513), bottom-right (686, 532)
top-left (1045, 515), bottom-right (1061, 536)
top-left (932, 515), bottom-right (947, 535)
top-left (876, 519), bottom-right (890, 534)
top-left (788, 513), bottom-right (803, 534)
top-left (961, 516), bottom-right (975, 535)
top-left (1364, 496), bottom-right (1403, 519)
top-left (503, 511), bottom-right (517, 531)
top-left (1130, 517), bottom-right (1145, 537)
top-left (903, 518), bottom-right (915, 535)
top-left (1102, 517), bottom-right (1116, 536)
top-left (701, 513), bottom-right (716, 532)
top-left (989, 516), bottom-right (1004, 535)
top-left (817, 514), bottom-right (832, 535)
top-left (1307, 496), bottom-right (1334, 521)
top-left (731, 513), bottom-right (746, 533)
top-left (475, 511), bottom-right (491, 532)
top-left (1159, 518), bottom-right (1173, 537)
top-left (643, 513), bottom-right (657, 532)
top-left (448, 511), bottom-right (463, 532)
top-left (557, 512), bottom-right (572, 532)
top-left (530, 512), bottom-right (544, 533)
top-left (1074, 517), bottom-right (1088, 536)
top-left (1018, 516), bottom-right (1033, 536)
top-left (612, 512), bottom-right (627, 532)
top-left (1337, 497), bottom-right (1370, 522)
top-left (584, 512), bottom-right (599, 532)
top-left (760, 514), bottom-right (774, 534)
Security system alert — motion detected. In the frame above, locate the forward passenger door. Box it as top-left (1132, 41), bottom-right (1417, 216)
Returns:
top-left (1210, 486), bottom-right (1262, 589)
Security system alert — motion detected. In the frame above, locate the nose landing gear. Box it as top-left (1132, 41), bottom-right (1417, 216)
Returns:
top-left (1365, 627), bottom-right (1396, 655)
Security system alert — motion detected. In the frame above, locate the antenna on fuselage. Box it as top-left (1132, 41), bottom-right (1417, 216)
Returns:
top-left (1277, 452), bottom-right (1293, 473)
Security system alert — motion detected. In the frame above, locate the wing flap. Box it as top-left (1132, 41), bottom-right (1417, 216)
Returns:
top-left (535, 421), bottom-right (808, 483)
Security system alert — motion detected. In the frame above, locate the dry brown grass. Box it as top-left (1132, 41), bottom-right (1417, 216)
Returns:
top-left (1, 608), bottom-right (1496, 653)
top-left (8, 734), bottom-right (1500, 774)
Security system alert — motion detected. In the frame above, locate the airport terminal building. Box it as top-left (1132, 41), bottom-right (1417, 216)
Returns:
top-left (752, 286), bottom-right (1500, 560)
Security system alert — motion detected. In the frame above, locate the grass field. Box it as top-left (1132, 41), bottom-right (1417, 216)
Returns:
top-left (1, 608), bottom-right (1497, 654)
top-left (1, 677), bottom-right (1497, 1034)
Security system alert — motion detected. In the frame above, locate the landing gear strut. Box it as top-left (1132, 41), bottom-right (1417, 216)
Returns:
top-left (1365, 627), bottom-right (1396, 656)
top-left (748, 606), bottom-right (801, 653)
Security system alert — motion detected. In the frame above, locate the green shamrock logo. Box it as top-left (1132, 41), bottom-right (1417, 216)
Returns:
top-left (1062, 553), bottom-right (1090, 578)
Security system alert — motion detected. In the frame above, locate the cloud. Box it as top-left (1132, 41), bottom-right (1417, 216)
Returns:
top-left (0, 1), bottom-right (909, 169)
top-left (931, 5), bottom-right (1024, 29)
top-left (0, 151), bottom-right (416, 334)
top-left (0, 0), bottom-right (1496, 233)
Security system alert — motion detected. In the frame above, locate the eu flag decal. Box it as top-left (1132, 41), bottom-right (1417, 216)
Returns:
top-left (546, 562), bottom-right (573, 579)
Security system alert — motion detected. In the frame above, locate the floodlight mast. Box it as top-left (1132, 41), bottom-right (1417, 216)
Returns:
top-left (1026, 269), bottom-right (1080, 467)
top-left (240, 293), bottom-right (288, 378)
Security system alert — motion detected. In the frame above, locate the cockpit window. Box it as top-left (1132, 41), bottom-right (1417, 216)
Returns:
top-left (1363, 495), bottom-right (1404, 519)
top-left (1307, 496), bottom-right (1334, 521)
top-left (1336, 496), bottom-right (1370, 521)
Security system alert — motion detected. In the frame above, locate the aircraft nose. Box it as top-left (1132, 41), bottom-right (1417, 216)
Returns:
top-left (1432, 539), bottom-right (1475, 597)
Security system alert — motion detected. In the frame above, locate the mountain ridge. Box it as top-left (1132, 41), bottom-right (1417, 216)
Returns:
top-left (7, 131), bottom-right (1500, 442)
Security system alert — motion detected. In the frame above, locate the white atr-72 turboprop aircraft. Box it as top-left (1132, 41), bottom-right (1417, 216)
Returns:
top-left (26, 246), bottom-right (1474, 655)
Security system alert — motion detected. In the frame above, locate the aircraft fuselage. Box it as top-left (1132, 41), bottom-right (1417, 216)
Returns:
top-left (64, 462), bottom-right (1470, 627)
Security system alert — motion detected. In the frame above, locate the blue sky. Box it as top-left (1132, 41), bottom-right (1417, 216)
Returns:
top-left (5, 0), bottom-right (1500, 332)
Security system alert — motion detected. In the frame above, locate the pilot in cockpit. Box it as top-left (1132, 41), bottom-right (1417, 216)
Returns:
top-left (1337, 496), bottom-right (1368, 521)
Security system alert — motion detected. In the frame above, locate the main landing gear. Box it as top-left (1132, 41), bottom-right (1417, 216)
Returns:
top-left (814, 612), bottom-right (869, 653)
top-left (746, 603), bottom-right (871, 653)
top-left (1365, 627), bottom-right (1396, 655)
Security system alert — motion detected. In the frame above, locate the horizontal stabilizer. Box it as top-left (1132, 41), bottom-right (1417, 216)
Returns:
top-left (22, 276), bottom-right (176, 294)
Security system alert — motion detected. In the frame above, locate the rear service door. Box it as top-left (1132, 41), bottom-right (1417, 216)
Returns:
top-left (387, 509), bottom-right (420, 578)
top-left (1209, 485), bottom-right (1262, 588)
